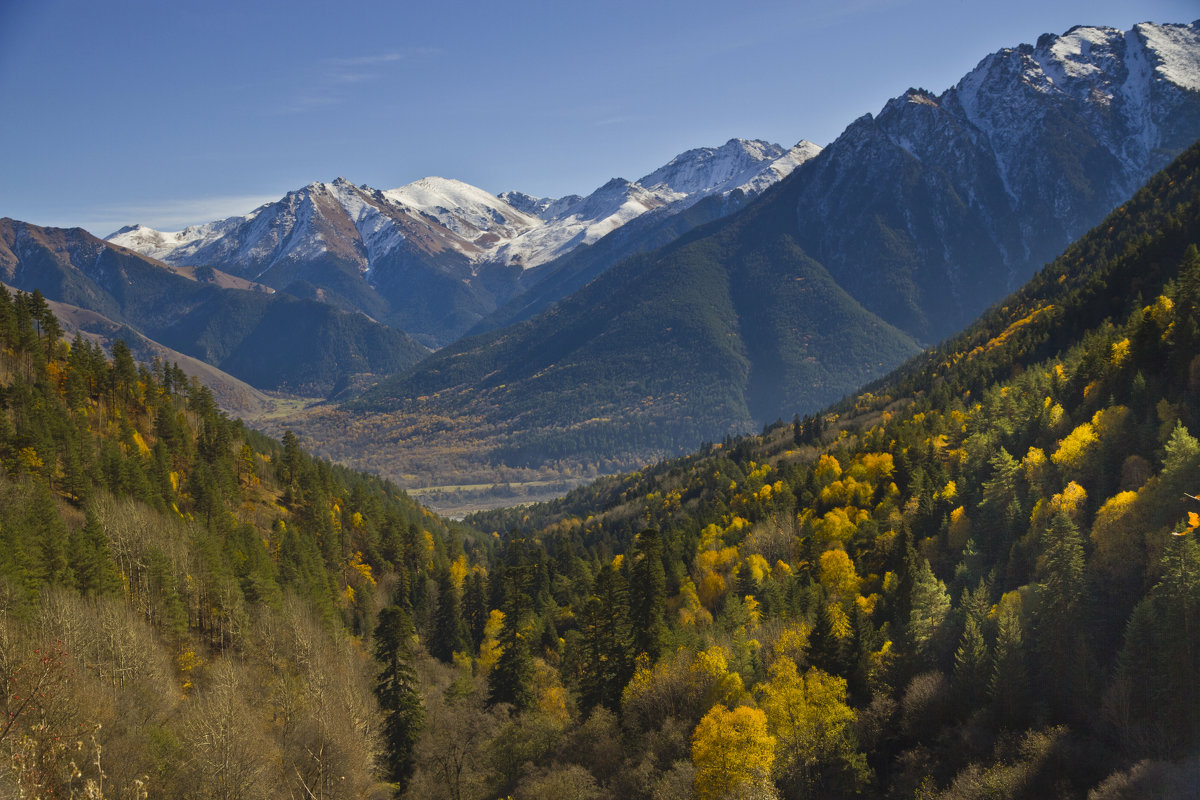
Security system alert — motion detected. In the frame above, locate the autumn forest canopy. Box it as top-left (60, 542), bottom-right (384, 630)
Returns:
top-left (3, 140), bottom-right (1200, 800)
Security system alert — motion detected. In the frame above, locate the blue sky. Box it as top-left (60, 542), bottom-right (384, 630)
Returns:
top-left (1, 0), bottom-right (1195, 236)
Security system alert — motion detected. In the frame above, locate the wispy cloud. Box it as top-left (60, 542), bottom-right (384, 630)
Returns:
top-left (275, 47), bottom-right (441, 114)
top-left (66, 193), bottom-right (281, 238)
top-left (323, 48), bottom-right (442, 69)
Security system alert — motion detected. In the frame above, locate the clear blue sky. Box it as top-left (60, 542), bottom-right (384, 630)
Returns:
top-left (1, 0), bottom-right (1195, 236)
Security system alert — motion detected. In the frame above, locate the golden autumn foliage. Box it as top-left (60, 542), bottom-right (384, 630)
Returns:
top-left (1110, 337), bottom-right (1131, 366)
top-left (677, 578), bottom-right (713, 628)
top-left (348, 550), bottom-right (376, 587)
top-left (449, 554), bottom-right (468, 593)
top-left (1051, 421), bottom-right (1098, 470)
top-left (770, 623), bottom-right (812, 666)
top-left (1049, 481), bottom-right (1088, 522)
top-left (1023, 446), bottom-right (1050, 489)
top-left (1092, 405), bottom-right (1130, 440)
top-left (1089, 490), bottom-right (1143, 583)
top-left (818, 549), bottom-right (860, 606)
top-left (855, 452), bottom-right (895, 484)
top-left (691, 704), bottom-right (776, 800)
top-left (698, 570), bottom-right (728, 612)
top-left (964, 304), bottom-right (1056, 361)
top-left (757, 660), bottom-right (860, 792)
top-left (811, 507), bottom-right (868, 545)
top-left (819, 476), bottom-right (873, 508)
top-left (948, 506), bottom-right (971, 551)
top-left (478, 609), bottom-right (506, 672)
top-left (813, 454), bottom-right (842, 487)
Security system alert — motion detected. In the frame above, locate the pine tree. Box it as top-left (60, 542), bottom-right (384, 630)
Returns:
top-left (69, 508), bottom-right (120, 597)
top-left (905, 558), bottom-right (950, 672)
top-left (110, 339), bottom-right (138, 405)
top-left (951, 614), bottom-right (989, 716)
top-left (979, 447), bottom-right (1023, 560)
top-left (989, 596), bottom-right (1029, 728)
top-left (578, 563), bottom-right (634, 712)
top-left (1035, 510), bottom-right (1092, 721)
top-left (462, 570), bottom-right (489, 652)
top-left (430, 566), bottom-right (466, 663)
top-left (374, 605), bottom-right (424, 795)
top-left (809, 597), bottom-right (852, 678)
top-left (487, 565), bottom-right (535, 711)
top-left (1113, 534), bottom-right (1200, 753)
top-left (629, 528), bottom-right (667, 659)
top-left (30, 481), bottom-right (69, 585)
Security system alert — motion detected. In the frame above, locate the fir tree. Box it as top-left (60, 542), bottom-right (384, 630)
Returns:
top-left (1035, 510), bottom-right (1093, 721)
top-left (462, 570), bottom-right (489, 652)
top-left (374, 605), bottom-right (424, 795)
top-left (430, 566), bottom-right (466, 663)
top-left (905, 557), bottom-right (951, 672)
top-left (629, 528), bottom-right (667, 659)
top-left (988, 596), bottom-right (1029, 728)
top-left (487, 565), bottom-right (535, 711)
top-left (69, 508), bottom-right (120, 597)
top-left (578, 563), bottom-right (634, 712)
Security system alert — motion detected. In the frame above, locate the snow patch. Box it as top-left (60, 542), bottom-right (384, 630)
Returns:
top-left (1137, 21), bottom-right (1200, 91)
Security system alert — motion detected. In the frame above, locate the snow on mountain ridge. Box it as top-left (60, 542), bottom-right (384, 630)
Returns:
top-left (109, 136), bottom-right (810, 275)
top-left (383, 177), bottom-right (539, 240)
top-left (490, 138), bottom-right (821, 268)
top-left (638, 138), bottom-right (786, 196)
top-left (789, 19), bottom-right (1200, 342)
top-left (1136, 20), bottom-right (1200, 91)
top-left (496, 191), bottom-right (557, 219)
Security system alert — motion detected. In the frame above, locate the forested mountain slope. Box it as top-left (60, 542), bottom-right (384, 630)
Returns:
top-left (6, 138), bottom-right (1200, 800)
top-left (352, 173), bottom-right (921, 466)
top-left (0, 287), bottom-right (483, 797)
top-left (444, 138), bottom-right (1200, 799)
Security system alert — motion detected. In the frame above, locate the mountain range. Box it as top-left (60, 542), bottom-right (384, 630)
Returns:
top-left (5, 20), bottom-right (1199, 504)
top-left (109, 138), bottom-right (819, 347)
top-left (0, 219), bottom-right (428, 395)
top-left (320, 20), bottom-right (1200, 487)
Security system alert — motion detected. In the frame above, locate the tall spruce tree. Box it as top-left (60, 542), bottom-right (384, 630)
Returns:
top-left (430, 566), bottom-right (466, 663)
top-left (487, 564), bottom-right (535, 711)
top-left (989, 597), bottom-right (1030, 728)
top-left (462, 570), bottom-right (489, 652)
top-left (1035, 510), bottom-right (1093, 721)
top-left (579, 563), bottom-right (634, 712)
top-left (374, 605), bottom-right (424, 795)
top-left (629, 528), bottom-right (667, 659)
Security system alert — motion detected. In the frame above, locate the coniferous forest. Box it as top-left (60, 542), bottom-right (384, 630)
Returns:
top-left (3, 145), bottom-right (1200, 800)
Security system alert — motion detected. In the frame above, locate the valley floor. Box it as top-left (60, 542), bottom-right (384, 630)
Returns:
top-left (250, 401), bottom-right (629, 514)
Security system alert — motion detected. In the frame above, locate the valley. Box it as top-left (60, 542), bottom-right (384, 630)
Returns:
top-left (2, 13), bottom-right (1200, 800)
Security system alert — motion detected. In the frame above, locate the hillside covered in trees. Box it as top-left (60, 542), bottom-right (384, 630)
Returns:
top-left (0, 284), bottom-right (486, 798)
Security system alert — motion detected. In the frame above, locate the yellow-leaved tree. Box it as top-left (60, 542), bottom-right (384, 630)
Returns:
top-left (757, 659), bottom-right (870, 798)
top-left (691, 704), bottom-right (776, 800)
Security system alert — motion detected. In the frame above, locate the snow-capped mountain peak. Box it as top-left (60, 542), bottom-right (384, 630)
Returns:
top-left (383, 177), bottom-right (539, 239)
top-left (639, 138), bottom-right (785, 196)
top-left (106, 134), bottom-right (821, 343)
top-left (109, 135), bottom-right (811, 276)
